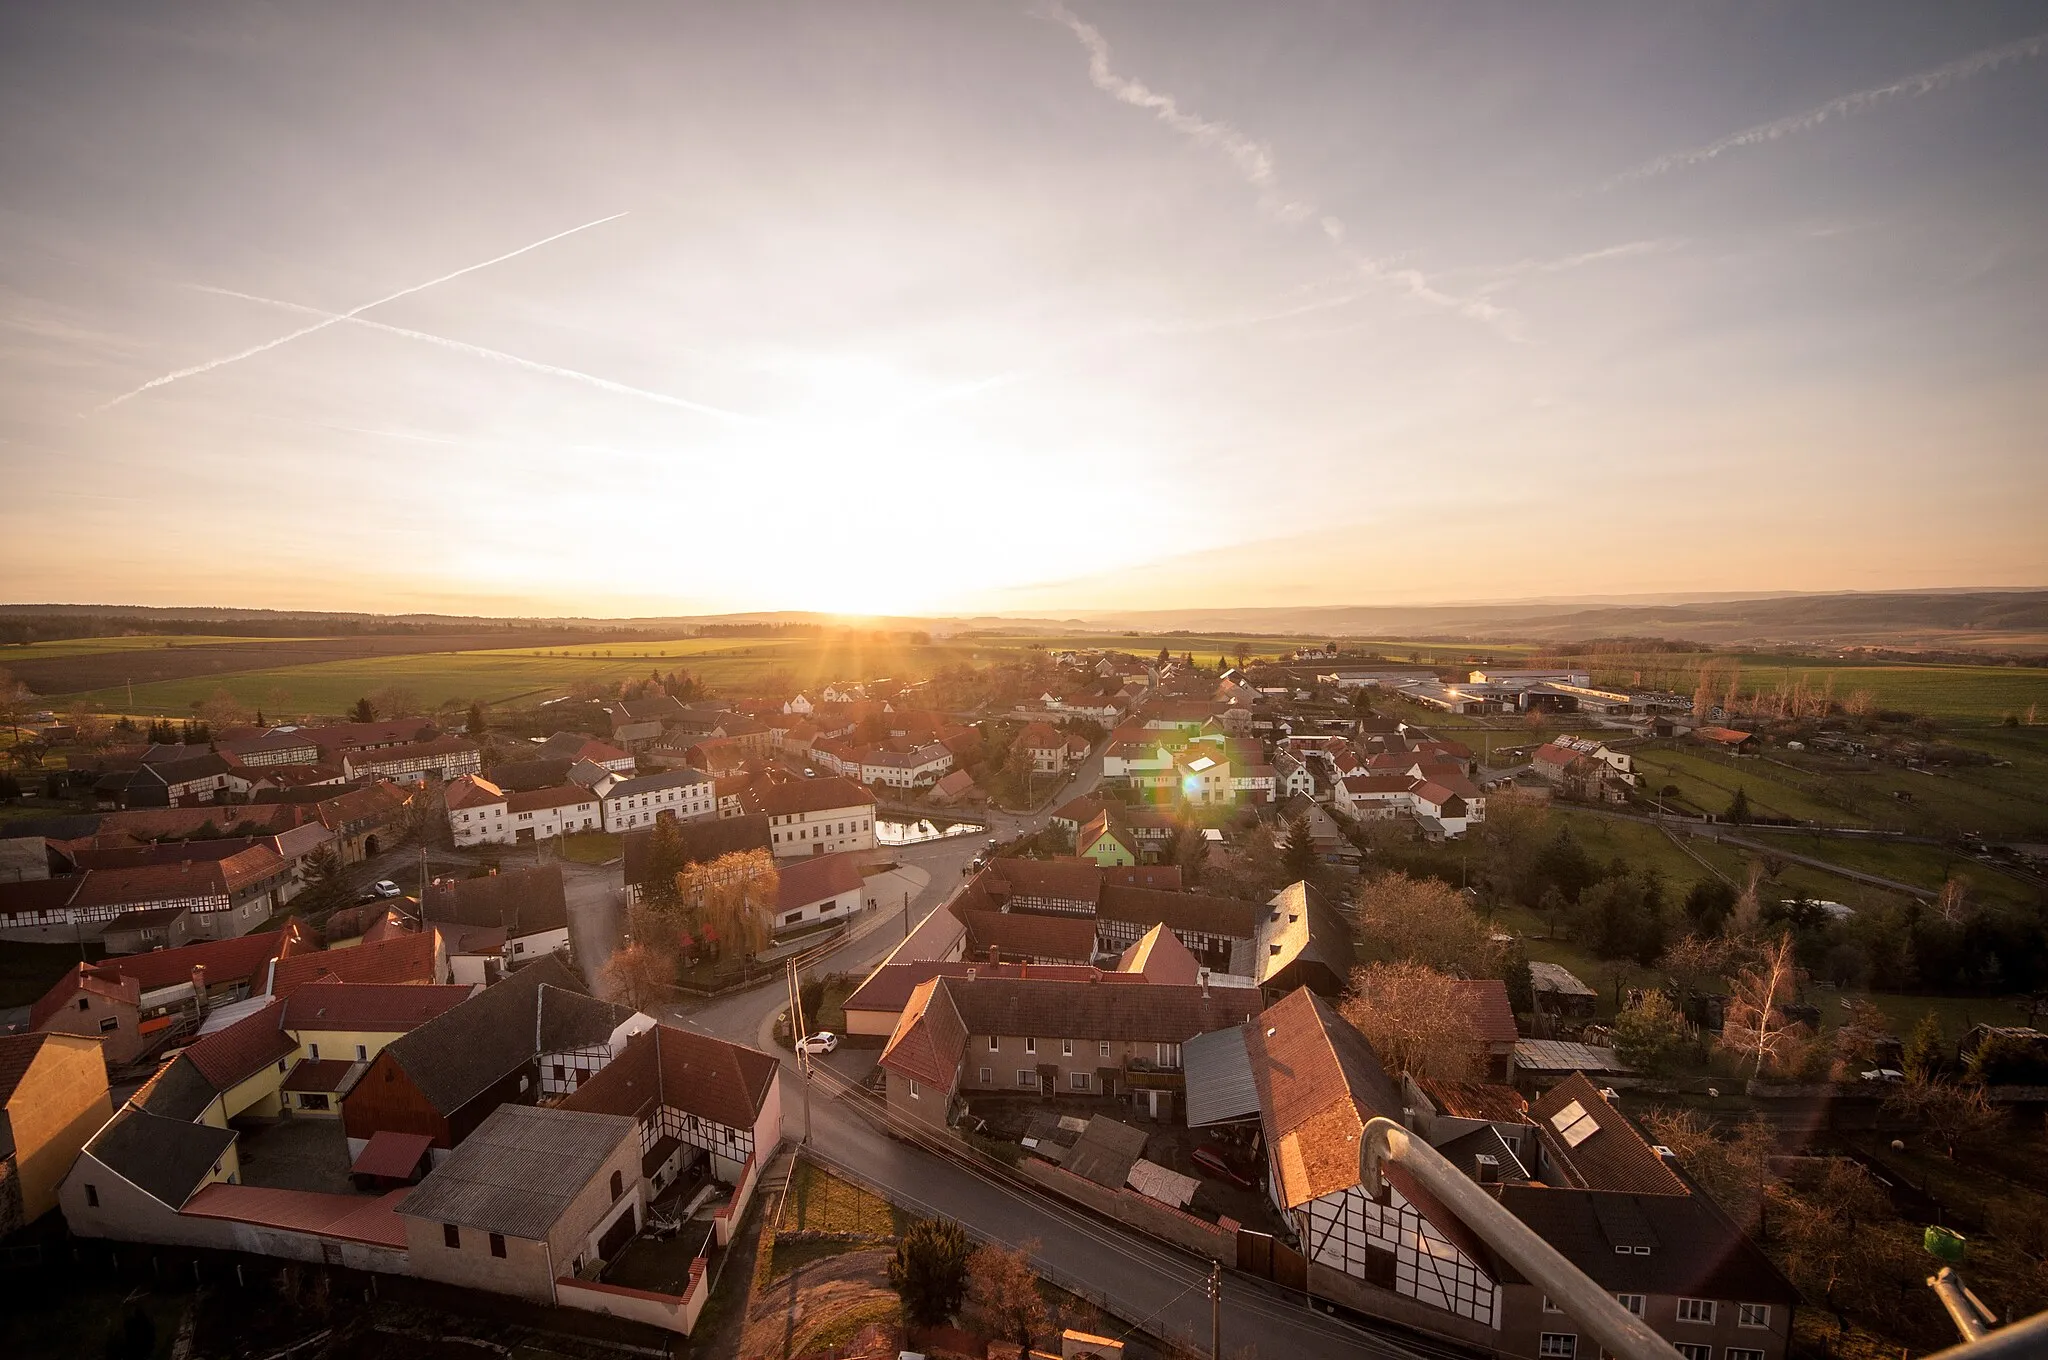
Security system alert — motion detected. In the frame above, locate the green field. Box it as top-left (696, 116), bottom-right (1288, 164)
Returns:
top-left (1, 634), bottom-right (317, 659)
top-left (1592, 655), bottom-right (2048, 726)
top-left (60, 634), bottom-right (999, 716)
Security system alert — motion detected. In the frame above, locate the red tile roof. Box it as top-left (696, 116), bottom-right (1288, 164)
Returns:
top-left (99, 925), bottom-right (305, 993)
top-left (504, 783), bottom-right (599, 815)
top-left (1115, 923), bottom-right (1201, 984)
top-left (351, 1130), bottom-right (435, 1180)
top-left (30, 963), bottom-right (141, 1030)
top-left (281, 983), bottom-right (474, 1033)
top-left (844, 961), bottom-right (1129, 1016)
top-left (1246, 987), bottom-right (1404, 1208)
top-left (182, 1000), bottom-right (297, 1090)
top-left (444, 776), bottom-right (506, 810)
top-left (880, 977), bottom-right (968, 1089)
top-left (743, 776), bottom-right (873, 818)
top-left (775, 852), bottom-right (866, 911)
top-left (270, 931), bottom-right (438, 997)
top-left (957, 908), bottom-right (1098, 963)
top-left (559, 1023), bottom-right (779, 1132)
top-left (1450, 979), bottom-right (1519, 1046)
top-left (1529, 1073), bottom-right (1687, 1196)
top-left (181, 1183), bottom-right (410, 1248)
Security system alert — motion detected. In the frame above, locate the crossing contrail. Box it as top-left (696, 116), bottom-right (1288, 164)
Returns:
top-left (195, 285), bottom-right (759, 424)
top-left (96, 212), bottom-right (628, 411)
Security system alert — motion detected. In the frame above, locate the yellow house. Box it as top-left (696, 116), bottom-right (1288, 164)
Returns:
top-left (275, 983), bottom-right (475, 1116)
top-left (1076, 809), bottom-right (1137, 868)
top-left (1, 1032), bottom-right (114, 1231)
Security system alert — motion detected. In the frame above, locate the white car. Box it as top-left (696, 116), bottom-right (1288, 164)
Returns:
top-left (369, 880), bottom-right (403, 899)
top-left (796, 1032), bottom-right (840, 1056)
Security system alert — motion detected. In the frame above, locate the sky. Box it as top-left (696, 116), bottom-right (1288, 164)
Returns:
top-left (2, 1), bottom-right (2045, 619)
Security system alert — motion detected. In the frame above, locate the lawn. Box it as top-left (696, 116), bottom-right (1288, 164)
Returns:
top-left (1633, 747), bottom-right (1867, 826)
top-left (1592, 655), bottom-right (2048, 726)
top-left (555, 831), bottom-right (622, 865)
top-left (779, 1159), bottom-right (906, 1237)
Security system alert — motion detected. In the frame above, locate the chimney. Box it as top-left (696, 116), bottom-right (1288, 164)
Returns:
top-left (1199, 967), bottom-right (1210, 997)
top-left (1475, 1154), bottom-right (1500, 1185)
top-left (989, 945), bottom-right (1000, 965)
top-left (1018, 961), bottom-right (1028, 979)
top-left (966, 967), bottom-right (976, 981)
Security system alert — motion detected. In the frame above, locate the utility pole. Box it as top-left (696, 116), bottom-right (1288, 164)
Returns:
top-left (1208, 1259), bottom-right (1221, 1359)
top-left (787, 958), bottom-right (812, 1144)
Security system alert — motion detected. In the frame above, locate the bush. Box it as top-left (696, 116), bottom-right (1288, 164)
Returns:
top-left (889, 1217), bottom-right (972, 1327)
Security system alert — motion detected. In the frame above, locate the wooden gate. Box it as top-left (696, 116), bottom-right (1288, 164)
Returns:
top-left (1236, 1230), bottom-right (1307, 1292)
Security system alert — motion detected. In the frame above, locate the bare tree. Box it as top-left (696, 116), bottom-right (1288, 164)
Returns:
top-left (1342, 962), bottom-right (1486, 1079)
top-left (1884, 1076), bottom-right (2001, 1159)
top-left (1933, 877), bottom-right (1970, 926)
top-left (1640, 1108), bottom-right (1780, 1237)
top-left (964, 1239), bottom-right (1048, 1357)
top-left (596, 940), bottom-right (673, 1013)
top-left (1716, 932), bottom-right (1803, 1078)
top-left (368, 685), bottom-right (423, 720)
top-left (1659, 934), bottom-right (1732, 1017)
top-left (1778, 1158), bottom-right (1895, 1329)
top-left (196, 686), bottom-right (252, 732)
top-left (1355, 871), bottom-right (1497, 975)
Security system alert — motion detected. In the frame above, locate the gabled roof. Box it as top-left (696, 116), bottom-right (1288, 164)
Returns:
top-left (844, 960), bottom-right (1126, 1016)
top-left (1496, 1184), bottom-right (1797, 1302)
top-left (30, 963), bottom-right (140, 1030)
top-left (1245, 987), bottom-right (1403, 1208)
top-left (879, 977), bottom-right (969, 1089)
top-left (621, 815), bottom-right (773, 887)
top-left (181, 999), bottom-right (298, 1091)
top-left (1098, 884), bottom-right (1258, 939)
top-left (133, 1052), bottom-right (224, 1122)
top-left (84, 1105), bottom-right (236, 1208)
top-left (504, 783), bottom-right (599, 815)
top-left (397, 1104), bottom-right (636, 1240)
top-left (281, 983), bottom-right (474, 1034)
top-left (958, 908), bottom-right (1099, 962)
top-left (377, 957), bottom-right (606, 1116)
top-left (443, 776), bottom-right (507, 810)
top-left (742, 776), bottom-right (873, 818)
top-left (270, 930), bottom-right (437, 997)
top-left (1115, 924), bottom-right (1201, 985)
top-left (982, 857), bottom-right (1101, 908)
top-left (1529, 1074), bottom-right (1687, 1196)
top-left (775, 852), bottom-right (866, 910)
top-left (559, 1023), bottom-right (779, 1132)
top-left (70, 861), bottom-right (232, 909)
top-left (1450, 979), bottom-right (1519, 1046)
top-left (1255, 882), bottom-right (1356, 987)
top-left (424, 864), bottom-right (568, 939)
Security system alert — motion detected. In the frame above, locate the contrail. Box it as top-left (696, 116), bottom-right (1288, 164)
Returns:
top-left (196, 285), bottom-right (759, 424)
top-left (96, 212), bottom-right (628, 411)
top-left (1608, 29), bottom-right (2048, 186)
top-left (1043, 2), bottom-right (1506, 330)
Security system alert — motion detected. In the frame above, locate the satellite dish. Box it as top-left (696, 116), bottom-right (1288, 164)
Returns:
top-left (1706, 1087), bottom-right (1720, 1098)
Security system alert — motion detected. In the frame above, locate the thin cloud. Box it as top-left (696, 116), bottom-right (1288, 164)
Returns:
top-left (1608, 29), bottom-right (2048, 186)
top-left (195, 286), bottom-right (759, 424)
top-left (1043, 2), bottom-right (1507, 331)
top-left (94, 212), bottom-right (627, 411)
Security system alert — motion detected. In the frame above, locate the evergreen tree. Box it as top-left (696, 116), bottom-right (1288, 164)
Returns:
top-left (1682, 878), bottom-right (1737, 935)
top-left (466, 701), bottom-right (487, 737)
top-left (888, 1218), bottom-right (972, 1327)
top-left (1902, 1012), bottom-right (1946, 1082)
top-left (1282, 815), bottom-right (1320, 883)
top-left (350, 697), bottom-right (378, 723)
top-left (1726, 787), bottom-right (1752, 825)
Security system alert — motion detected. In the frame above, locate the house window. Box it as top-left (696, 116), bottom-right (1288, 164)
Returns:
top-left (356, 1045), bottom-right (368, 1061)
top-left (309, 1043), bottom-right (321, 1060)
top-left (77, 997), bottom-right (90, 1011)
top-left (1676, 1299), bottom-right (1716, 1325)
top-left (444, 1224), bottom-right (462, 1249)
top-left (989, 1036), bottom-right (1000, 1051)
top-left (1542, 1296), bottom-right (1564, 1314)
top-left (1062, 1039), bottom-right (1074, 1057)
top-left (1674, 1347), bottom-right (1712, 1360)
top-left (298, 1093), bottom-right (330, 1111)
top-left (1538, 1335), bottom-right (1577, 1359)
top-left (1071, 1072), bottom-right (1090, 1091)
top-left (610, 1170), bottom-right (624, 1200)
top-left (1025, 1038), bottom-right (1036, 1055)
top-left (907, 1078), bottom-right (920, 1099)
top-left (99, 1017), bottom-right (120, 1033)
top-left (979, 1067), bottom-right (992, 1084)
top-left (1737, 1304), bottom-right (1770, 1329)
top-left (1727, 1351), bottom-right (1766, 1360)
top-left (1157, 1042), bottom-right (1180, 1068)
top-left (1616, 1294), bottom-right (1644, 1317)
top-left (1017, 1069), bottom-right (1037, 1089)
top-left (1099, 1040), bottom-right (1111, 1058)
top-left (85, 1184), bottom-right (99, 1208)
top-left (490, 1233), bottom-right (506, 1258)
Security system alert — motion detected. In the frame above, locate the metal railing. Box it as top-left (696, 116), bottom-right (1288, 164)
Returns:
top-left (1358, 1117), bottom-right (1681, 1360)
